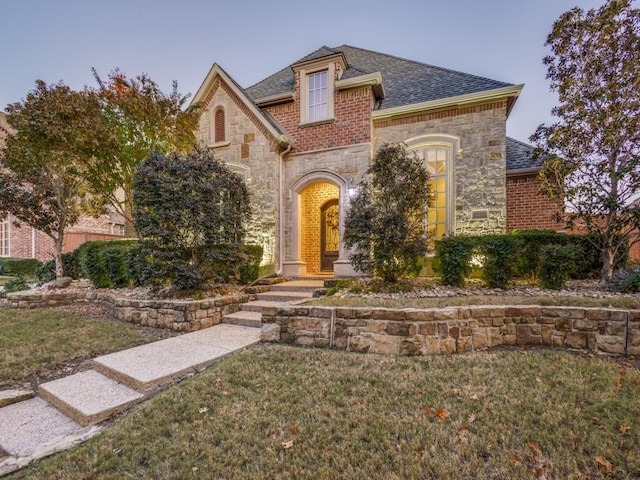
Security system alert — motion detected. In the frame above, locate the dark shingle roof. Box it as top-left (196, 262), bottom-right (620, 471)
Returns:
top-left (506, 137), bottom-right (542, 171)
top-left (246, 45), bottom-right (513, 110)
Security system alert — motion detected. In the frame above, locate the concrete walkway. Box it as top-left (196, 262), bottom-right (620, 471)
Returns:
top-left (0, 323), bottom-right (260, 476)
top-left (0, 278), bottom-right (326, 476)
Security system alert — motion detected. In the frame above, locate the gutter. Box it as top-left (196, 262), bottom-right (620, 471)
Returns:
top-left (276, 141), bottom-right (292, 276)
top-left (506, 167), bottom-right (541, 177)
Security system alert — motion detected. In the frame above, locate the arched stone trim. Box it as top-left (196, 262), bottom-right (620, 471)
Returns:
top-left (284, 170), bottom-right (352, 277)
top-left (226, 162), bottom-right (250, 182)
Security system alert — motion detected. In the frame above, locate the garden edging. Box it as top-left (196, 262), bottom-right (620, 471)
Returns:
top-left (262, 304), bottom-right (640, 357)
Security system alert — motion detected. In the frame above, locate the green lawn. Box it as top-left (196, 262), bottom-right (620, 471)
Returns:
top-left (0, 308), bottom-right (175, 389)
top-left (10, 344), bottom-right (640, 479)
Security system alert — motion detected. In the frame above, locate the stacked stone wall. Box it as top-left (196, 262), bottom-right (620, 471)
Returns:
top-left (7, 290), bottom-right (251, 332)
top-left (262, 305), bottom-right (640, 357)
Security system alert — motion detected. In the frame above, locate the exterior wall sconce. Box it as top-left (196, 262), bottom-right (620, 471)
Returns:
top-left (347, 177), bottom-right (358, 199)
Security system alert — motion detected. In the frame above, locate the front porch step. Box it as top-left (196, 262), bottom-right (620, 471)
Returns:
top-left (268, 280), bottom-right (325, 293)
top-left (241, 300), bottom-right (281, 312)
top-left (256, 291), bottom-right (314, 302)
top-left (38, 370), bottom-right (144, 426)
top-left (222, 310), bottom-right (262, 328)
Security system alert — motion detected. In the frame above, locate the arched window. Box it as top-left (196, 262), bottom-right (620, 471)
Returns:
top-left (214, 107), bottom-right (225, 143)
top-left (405, 134), bottom-right (459, 250)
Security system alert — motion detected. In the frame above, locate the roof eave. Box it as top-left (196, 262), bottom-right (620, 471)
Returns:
top-left (335, 72), bottom-right (385, 100)
top-left (372, 84), bottom-right (524, 121)
top-left (506, 166), bottom-right (541, 176)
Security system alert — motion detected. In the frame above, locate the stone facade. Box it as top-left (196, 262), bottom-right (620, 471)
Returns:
top-left (197, 79), bottom-right (280, 270)
top-left (375, 102), bottom-right (508, 236)
top-left (262, 304), bottom-right (640, 357)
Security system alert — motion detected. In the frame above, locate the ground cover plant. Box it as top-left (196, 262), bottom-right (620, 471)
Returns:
top-left (0, 307), bottom-right (176, 390)
top-left (9, 344), bottom-right (640, 479)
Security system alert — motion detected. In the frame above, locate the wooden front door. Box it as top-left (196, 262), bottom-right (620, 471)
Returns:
top-left (320, 199), bottom-right (339, 272)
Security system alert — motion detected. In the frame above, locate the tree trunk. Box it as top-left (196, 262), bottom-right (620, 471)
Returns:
top-left (600, 247), bottom-right (615, 286)
top-left (54, 233), bottom-right (65, 279)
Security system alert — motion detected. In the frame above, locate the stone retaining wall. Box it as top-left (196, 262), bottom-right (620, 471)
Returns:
top-left (262, 305), bottom-right (640, 357)
top-left (6, 290), bottom-right (251, 332)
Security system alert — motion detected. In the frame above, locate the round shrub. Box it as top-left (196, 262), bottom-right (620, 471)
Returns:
top-left (538, 244), bottom-right (578, 290)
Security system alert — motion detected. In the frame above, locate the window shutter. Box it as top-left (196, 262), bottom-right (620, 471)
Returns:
top-left (214, 108), bottom-right (225, 143)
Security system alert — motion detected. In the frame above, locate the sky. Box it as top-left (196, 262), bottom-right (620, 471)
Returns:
top-left (0, 0), bottom-right (606, 143)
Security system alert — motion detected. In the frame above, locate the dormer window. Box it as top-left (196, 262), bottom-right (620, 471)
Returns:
top-left (307, 71), bottom-right (328, 122)
top-left (295, 54), bottom-right (345, 125)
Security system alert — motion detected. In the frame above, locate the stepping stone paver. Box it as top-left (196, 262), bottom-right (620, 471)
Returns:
top-left (0, 398), bottom-right (81, 456)
top-left (39, 370), bottom-right (144, 426)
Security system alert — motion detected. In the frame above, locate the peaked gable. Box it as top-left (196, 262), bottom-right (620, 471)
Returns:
top-left (191, 64), bottom-right (292, 147)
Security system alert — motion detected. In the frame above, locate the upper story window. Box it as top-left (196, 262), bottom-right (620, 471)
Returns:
top-left (1, 217), bottom-right (9, 257)
top-left (307, 71), bottom-right (328, 122)
top-left (213, 107), bottom-right (226, 143)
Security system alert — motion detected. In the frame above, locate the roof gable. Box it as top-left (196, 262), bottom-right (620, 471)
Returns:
top-left (191, 64), bottom-right (292, 146)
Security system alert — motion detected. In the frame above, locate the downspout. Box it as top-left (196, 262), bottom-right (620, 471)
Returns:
top-left (276, 141), bottom-right (293, 276)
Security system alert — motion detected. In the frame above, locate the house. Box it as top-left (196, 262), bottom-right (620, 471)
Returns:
top-left (191, 45), bottom-right (558, 277)
top-left (0, 111), bottom-right (126, 262)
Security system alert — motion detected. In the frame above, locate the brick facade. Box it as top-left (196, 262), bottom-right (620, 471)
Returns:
top-left (265, 80), bottom-right (373, 154)
top-left (506, 174), bottom-right (565, 231)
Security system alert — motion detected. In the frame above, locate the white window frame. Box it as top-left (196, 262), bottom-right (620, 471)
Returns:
top-left (0, 216), bottom-right (10, 257)
top-left (299, 63), bottom-right (335, 125)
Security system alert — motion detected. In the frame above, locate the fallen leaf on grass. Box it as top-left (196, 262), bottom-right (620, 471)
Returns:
top-left (458, 432), bottom-right (469, 444)
top-left (528, 442), bottom-right (542, 453)
top-left (595, 455), bottom-right (613, 474)
top-left (435, 408), bottom-right (449, 422)
top-left (289, 421), bottom-right (298, 435)
top-left (619, 424), bottom-right (631, 434)
top-left (614, 376), bottom-right (623, 387)
top-left (282, 440), bottom-right (294, 449)
top-left (468, 414), bottom-right (476, 423)
top-left (198, 407), bottom-right (208, 414)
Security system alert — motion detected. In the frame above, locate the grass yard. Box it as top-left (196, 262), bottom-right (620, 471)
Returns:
top-left (0, 307), bottom-right (176, 389)
top-left (309, 294), bottom-right (640, 310)
top-left (9, 344), bottom-right (640, 479)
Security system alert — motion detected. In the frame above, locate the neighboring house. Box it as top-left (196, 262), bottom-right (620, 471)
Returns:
top-left (0, 111), bottom-right (125, 262)
top-left (191, 44), bottom-right (557, 277)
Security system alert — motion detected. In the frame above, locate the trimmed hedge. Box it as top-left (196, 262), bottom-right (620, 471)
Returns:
top-left (61, 240), bottom-right (264, 289)
top-left (434, 230), bottom-right (629, 288)
top-left (538, 244), bottom-right (578, 290)
top-left (0, 257), bottom-right (41, 277)
top-left (433, 236), bottom-right (475, 287)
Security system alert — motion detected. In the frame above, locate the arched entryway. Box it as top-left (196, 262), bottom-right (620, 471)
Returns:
top-left (299, 181), bottom-right (340, 273)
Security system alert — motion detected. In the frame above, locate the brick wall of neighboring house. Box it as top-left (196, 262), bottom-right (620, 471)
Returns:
top-left (265, 73), bottom-right (373, 153)
top-left (506, 174), bottom-right (565, 231)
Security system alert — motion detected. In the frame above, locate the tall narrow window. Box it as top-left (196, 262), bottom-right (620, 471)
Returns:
top-left (0, 217), bottom-right (9, 257)
top-left (214, 107), bottom-right (225, 143)
top-left (307, 71), bottom-right (328, 122)
top-left (425, 148), bottom-right (449, 249)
